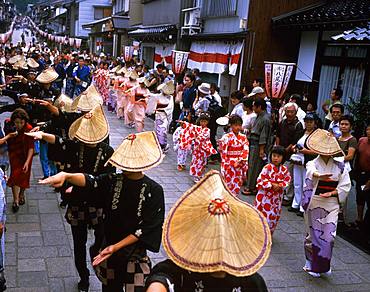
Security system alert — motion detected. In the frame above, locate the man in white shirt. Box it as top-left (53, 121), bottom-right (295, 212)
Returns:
top-left (328, 103), bottom-right (343, 138)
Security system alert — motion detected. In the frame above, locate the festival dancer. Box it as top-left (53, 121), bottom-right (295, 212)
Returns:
top-left (146, 80), bottom-right (175, 152)
top-left (39, 131), bottom-right (165, 291)
top-left (28, 105), bottom-right (113, 291)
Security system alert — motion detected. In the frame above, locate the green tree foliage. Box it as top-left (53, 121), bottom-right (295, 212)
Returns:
top-left (346, 95), bottom-right (370, 138)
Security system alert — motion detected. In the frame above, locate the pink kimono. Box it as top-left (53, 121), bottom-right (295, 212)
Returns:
top-left (218, 132), bottom-right (249, 196)
top-left (180, 122), bottom-right (217, 180)
top-left (254, 163), bottom-right (291, 234)
top-left (126, 86), bottom-right (150, 132)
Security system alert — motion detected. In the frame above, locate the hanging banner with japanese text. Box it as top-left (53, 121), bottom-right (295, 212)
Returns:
top-left (264, 62), bottom-right (295, 99)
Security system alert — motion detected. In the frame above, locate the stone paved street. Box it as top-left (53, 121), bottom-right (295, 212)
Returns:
top-left (1, 108), bottom-right (370, 291)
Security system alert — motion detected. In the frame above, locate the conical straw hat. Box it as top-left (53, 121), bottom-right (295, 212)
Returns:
top-left (117, 66), bottom-right (128, 75)
top-left (110, 65), bottom-right (121, 73)
top-left (124, 70), bottom-right (139, 80)
top-left (157, 80), bottom-right (175, 95)
top-left (107, 131), bottom-right (164, 172)
top-left (8, 55), bottom-right (23, 64)
top-left (68, 105), bottom-right (109, 144)
top-left (54, 94), bottom-right (74, 112)
top-left (163, 170), bottom-right (272, 277)
top-left (71, 84), bottom-right (103, 112)
top-left (27, 58), bottom-right (39, 68)
top-left (306, 129), bottom-right (343, 156)
top-left (13, 59), bottom-right (28, 70)
top-left (36, 67), bottom-right (59, 83)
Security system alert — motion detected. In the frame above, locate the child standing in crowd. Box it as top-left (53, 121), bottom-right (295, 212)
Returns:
top-left (178, 113), bottom-right (217, 182)
top-left (173, 122), bottom-right (190, 171)
top-left (254, 146), bottom-right (291, 234)
top-left (218, 115), bottom-right (249, 195)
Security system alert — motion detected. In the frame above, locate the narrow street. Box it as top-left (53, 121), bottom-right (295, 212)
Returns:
top-left (0, 107), bottom-right (369, 291)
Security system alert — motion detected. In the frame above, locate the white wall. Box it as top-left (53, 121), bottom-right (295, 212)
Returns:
top-left (77, 0), bottom-right (112, 37)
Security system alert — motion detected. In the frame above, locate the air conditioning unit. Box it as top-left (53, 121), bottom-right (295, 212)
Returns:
top-left (184, 9), bottom-right (200, 27)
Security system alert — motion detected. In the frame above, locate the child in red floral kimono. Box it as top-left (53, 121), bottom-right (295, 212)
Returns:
top-left (179, 113), bottom-right (217, 182)
top-left (254, 145), bottom-right (291, 234)
top-left (218, 115), bottom-right (249, 196)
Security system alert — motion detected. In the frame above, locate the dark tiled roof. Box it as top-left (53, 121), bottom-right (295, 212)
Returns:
top-left (272, 0), bottom-right (370, 30)
top-left (331, 22), bottom-right (370, 41)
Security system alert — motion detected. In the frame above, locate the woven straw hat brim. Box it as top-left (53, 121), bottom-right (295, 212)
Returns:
top-left (68, 105), bottom-right (109, 144)
top-left (125, 70), bottom-right (139, 79)
top-left (306, 129), bottom-right (343, 156)
top-left (158, 81), bottom-right (175, 95)
top-left (74, 84), bottom-right (103, 112)
top-left (163, 170), bottom-right (271, 277)
top-left (54, 94), bottom-right (74, 112)
top-left (117, 67), bottom-right (128, 75)
top-left (107, 131), bottom-right (164, 172)
top-left (36, 68), bottom-right (59, 83)
top-left (27, 58), bottom-right (39, 68)
top-left (8, 55), bottom-right (23, 64)
top-left (110, 65), bottom-right (121, 73)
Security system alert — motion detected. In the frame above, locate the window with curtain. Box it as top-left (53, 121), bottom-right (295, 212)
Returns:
top-left (94, 7), bottom-right (112, 20)
top-left (341, 66), bottom-right (365, 103)
top-left (347, 47), bottom-right (367, 58)
top-left (317, 65), bottom-right (340, 118)
top-left (201, 0), bottom-right (238, 17)
top-left (323, 46), bottom-right (342, 57)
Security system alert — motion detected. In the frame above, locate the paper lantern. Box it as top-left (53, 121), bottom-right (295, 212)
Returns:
top-left (69, 38), bottom-right (75, 47)
top-left (171, 50), bottom-right (189, 74)
top-left (75, 38), bottom-right (82, 48)
top-left (264, 61), bottom-right (295, 99)
top-left (123, 46), bottom-right (134, 62)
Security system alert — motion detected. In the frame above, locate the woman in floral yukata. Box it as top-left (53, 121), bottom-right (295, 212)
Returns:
top-left (218, 115), bottom-right (249, 196)
top-left (301, 129), bottom-right (351, 278)
top-left (254, 145), bottom-right (291, 234)
top-left (178, 112), bottom-right (217, 182)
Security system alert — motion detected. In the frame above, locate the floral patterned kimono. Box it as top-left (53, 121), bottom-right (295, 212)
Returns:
top-left (218, 132), bottom-right (249, 196)
top-left (94, 68), bottom-right (109, 102)
top-left (126, 86), bottom-right (150, 132)
top-left (122, 80), bottom-right (138, 125)
top-left (302, 156), bottom-right (351, 274)
top-left (179, 122), bottom-right (217, 180)
top-left (172, 126), bottom-right (190, 166)
top-left (254, 163), bottom-right (291, 234)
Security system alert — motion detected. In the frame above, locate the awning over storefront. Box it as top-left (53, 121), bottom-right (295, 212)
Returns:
top-left (82, 15), bottom-right (129, 30)
top-left (187, 41), bottom-right (244, 76)
top-left (272, 0), bottom-right (370, 30)
top-left (331, 22), bottom-right (370, 41)
top-left (128, 24), bottom-right (176, 36)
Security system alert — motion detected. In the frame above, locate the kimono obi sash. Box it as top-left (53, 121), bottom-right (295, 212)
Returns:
top-left (314, 180), bottom-right (338, 196)
top-left (225, 149), bottom-right (244, 158)
top-left (135, 93), bottom-right (144, 101)
top-left (156, 103), bottom-right (168, 110)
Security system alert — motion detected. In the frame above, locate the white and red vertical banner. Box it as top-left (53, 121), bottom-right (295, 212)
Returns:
top-left (172, 50), bottom-right (189, 74)
top-left (229, 41), bottom-right (244, 76)
top-left (264, 62), bottom-right (295, 99)
top-left (154, 45), bottom-right (175, 68)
